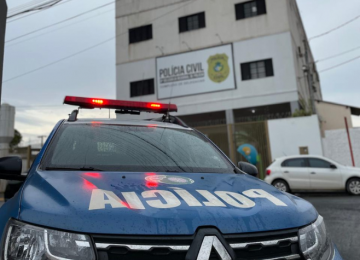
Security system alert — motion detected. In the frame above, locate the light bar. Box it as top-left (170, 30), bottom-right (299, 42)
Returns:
top-left (63, 96), bottom-right (177, 114)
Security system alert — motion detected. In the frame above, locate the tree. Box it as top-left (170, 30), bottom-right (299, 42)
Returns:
top-left (9, 129), bottom-right (22, 150)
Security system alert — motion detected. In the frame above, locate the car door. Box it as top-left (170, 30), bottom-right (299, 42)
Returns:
top-left (308, 158), bottom-right (343, 190)
top-left (281, 158), bottom-right (310, 190)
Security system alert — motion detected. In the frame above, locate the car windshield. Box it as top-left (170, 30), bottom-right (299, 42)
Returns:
top-left (41, 124), bottom-right (234, 173)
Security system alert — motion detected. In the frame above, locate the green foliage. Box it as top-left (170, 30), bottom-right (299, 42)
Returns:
top-left (292, 109), bottom-right (312, 117)
top-left (9, 129), bottom-right (22, 149)
top-left (292, 98), bottom-right (313, 117)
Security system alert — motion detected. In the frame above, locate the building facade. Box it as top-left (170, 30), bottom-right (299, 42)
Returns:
top-left (116, 0), bottom-right (321, 123)
top-left (315, 100), bottom-right (360, 132)
top-left (0, 104), bottom-right (15, 158)
top-left (115, 0), bottom-right (322, 173)
top-left (0, 103), bottom-right (15, 193)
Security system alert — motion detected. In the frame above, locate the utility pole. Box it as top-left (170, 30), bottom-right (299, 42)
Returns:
top-left (0, 0), bottom-right (7, 104)
top-left (303, 39), bottom-right (317, 115)
top-left (38, 135), bottom-right (46, 148)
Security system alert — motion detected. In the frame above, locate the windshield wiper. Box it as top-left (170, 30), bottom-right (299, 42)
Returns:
top-left (44, 166), bottom-right (103, 171)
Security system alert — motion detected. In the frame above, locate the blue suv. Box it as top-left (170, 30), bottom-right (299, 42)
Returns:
top-left (0, 97), bottom-right (342, 260)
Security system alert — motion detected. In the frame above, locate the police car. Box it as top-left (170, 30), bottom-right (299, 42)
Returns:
top-left (0, 96), bottom-right (342, 260)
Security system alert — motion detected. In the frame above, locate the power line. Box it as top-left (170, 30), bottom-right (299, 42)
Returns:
top-left (317, 45), bottom-right (360, 63)
top-left (8, 0), bottom-right (49, 15)
top-left (5, 1), bottom-right (115, 43)
top-left (6, 8), bottom-right (114, 48)
top-left (7, 0), bottom-right (72, 24)
top-left (2, 37), bottom-right (115, 83)
top-left (7, 0), bottom-right (65, 19)
top-left (309, 13), bottom-right (360, 41)
top-left (7, 10), bottom-right (43, 24)
top-left (319, 54), bottom-right (360, 73)
top-left (10, 0), bottom-right (63, 15)
top-left (2, 0), bottom-right (197, 84)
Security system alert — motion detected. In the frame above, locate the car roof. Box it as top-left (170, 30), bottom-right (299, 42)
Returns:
top-left (275, 155), bottom-right (327, 161)
top-left (62, 118), bottom-right (192, 130)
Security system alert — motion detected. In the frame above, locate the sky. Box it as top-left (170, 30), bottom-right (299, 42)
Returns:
top-left (1, 0), bottom-right (360, 147)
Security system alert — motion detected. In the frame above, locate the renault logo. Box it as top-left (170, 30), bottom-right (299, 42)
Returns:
top-left (197, 236), bottom-right (231, 260)
top-left (186, 228), bottom-right (235, 260)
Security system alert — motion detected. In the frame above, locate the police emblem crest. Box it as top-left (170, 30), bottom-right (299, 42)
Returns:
top-left (207, 53), bottom-right (230, 83)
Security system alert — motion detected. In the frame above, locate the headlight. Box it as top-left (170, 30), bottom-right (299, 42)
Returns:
top-left (299, 215), bottom-right (334, 260)
top-left (3, 219), bottom-right (96, 260)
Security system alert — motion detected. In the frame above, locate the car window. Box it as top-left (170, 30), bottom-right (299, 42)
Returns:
top-left (282, 158), bottom-right (306, 168)
top-left (308, 158), bottom-right (332, 169)
top-left (41, 124), bottom-right (234, 173)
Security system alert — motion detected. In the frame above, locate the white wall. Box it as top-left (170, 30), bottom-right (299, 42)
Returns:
top-left (323, 128), bottom-right (360, 167)
top-left (268, 115), bottom-right (323, 161)
top-left (316, 101), bottom-right (352, 131)
top-left (286, 0), bottom-right (321, 101)
top-left (116, 32), bottom-right (299, 118)
top-left (0, 104), bottom-right (15, 193)
top-left (116, 0), bottom-right (290, 64)
top-left (233, 32), bottom-right (298, 101)
top-left (0, 104), bottom-right (15, 158)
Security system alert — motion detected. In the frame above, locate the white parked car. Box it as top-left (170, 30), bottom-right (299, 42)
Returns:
top-left (265, 155), bottom-right (360, 195)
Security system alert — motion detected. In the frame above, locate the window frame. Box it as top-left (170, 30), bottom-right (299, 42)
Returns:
top-left (130, 78), bottom-right (155, 98)
top-left (129, 24), bottom-right (153, 44)
top-left (179, 12), bottom-right (206, 33)
top-left (241, 58), bottom-right (274, 81)
top-left (308, 158), bottom-right (334, 169)
top-left (281, 158), bottom-right (308, 168)
top-left (235, 0), bottom-right (267, 20)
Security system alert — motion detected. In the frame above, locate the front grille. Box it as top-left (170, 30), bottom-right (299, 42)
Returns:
top-left (224, 229), bottom-right (302, 260)
top-left (93, 234), bottom-right (192, 260)
top-left (92, 229), bottom-right (304, 260)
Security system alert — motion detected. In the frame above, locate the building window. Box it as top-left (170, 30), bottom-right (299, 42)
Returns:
top-left (241, 59), bottom-right (274, 80)
top-left (235, 0), bottom-right (267, 20)
top-left (130, 79), bottom-right (155, 97)
top-left (129, 24), bottom-right (152, 44)
top-left (179, 12), bottom-right (206, 33)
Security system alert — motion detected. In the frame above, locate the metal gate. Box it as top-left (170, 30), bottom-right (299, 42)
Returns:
top-left (196, 121), bottom-right (271, 179)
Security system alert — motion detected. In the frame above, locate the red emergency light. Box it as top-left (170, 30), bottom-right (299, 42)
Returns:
top-left (63, 96), bottom-right (177, 114)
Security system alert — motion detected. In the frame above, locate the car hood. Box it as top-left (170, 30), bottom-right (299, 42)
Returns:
top-left (19, 170), bottom-right (317, 235)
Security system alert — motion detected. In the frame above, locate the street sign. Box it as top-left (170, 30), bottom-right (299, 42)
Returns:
top-left (156, 44), bottom-right (236, 99)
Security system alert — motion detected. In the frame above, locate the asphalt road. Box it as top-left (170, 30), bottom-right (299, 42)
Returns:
top-left (0, 193), bottom-right (358, 259)
top-left (297, 193), bottom-right (360, 260)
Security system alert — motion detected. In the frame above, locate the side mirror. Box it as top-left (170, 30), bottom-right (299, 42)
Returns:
top-left (0, 157), bottom-right (25, 181)
top-left (238, 161), bottom-right (258, 177)
top-left (330, 164), bottom-right (337, 169)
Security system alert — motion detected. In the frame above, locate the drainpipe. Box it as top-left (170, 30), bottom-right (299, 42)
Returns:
top-left (345, 117), bottom-right (355, 167)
